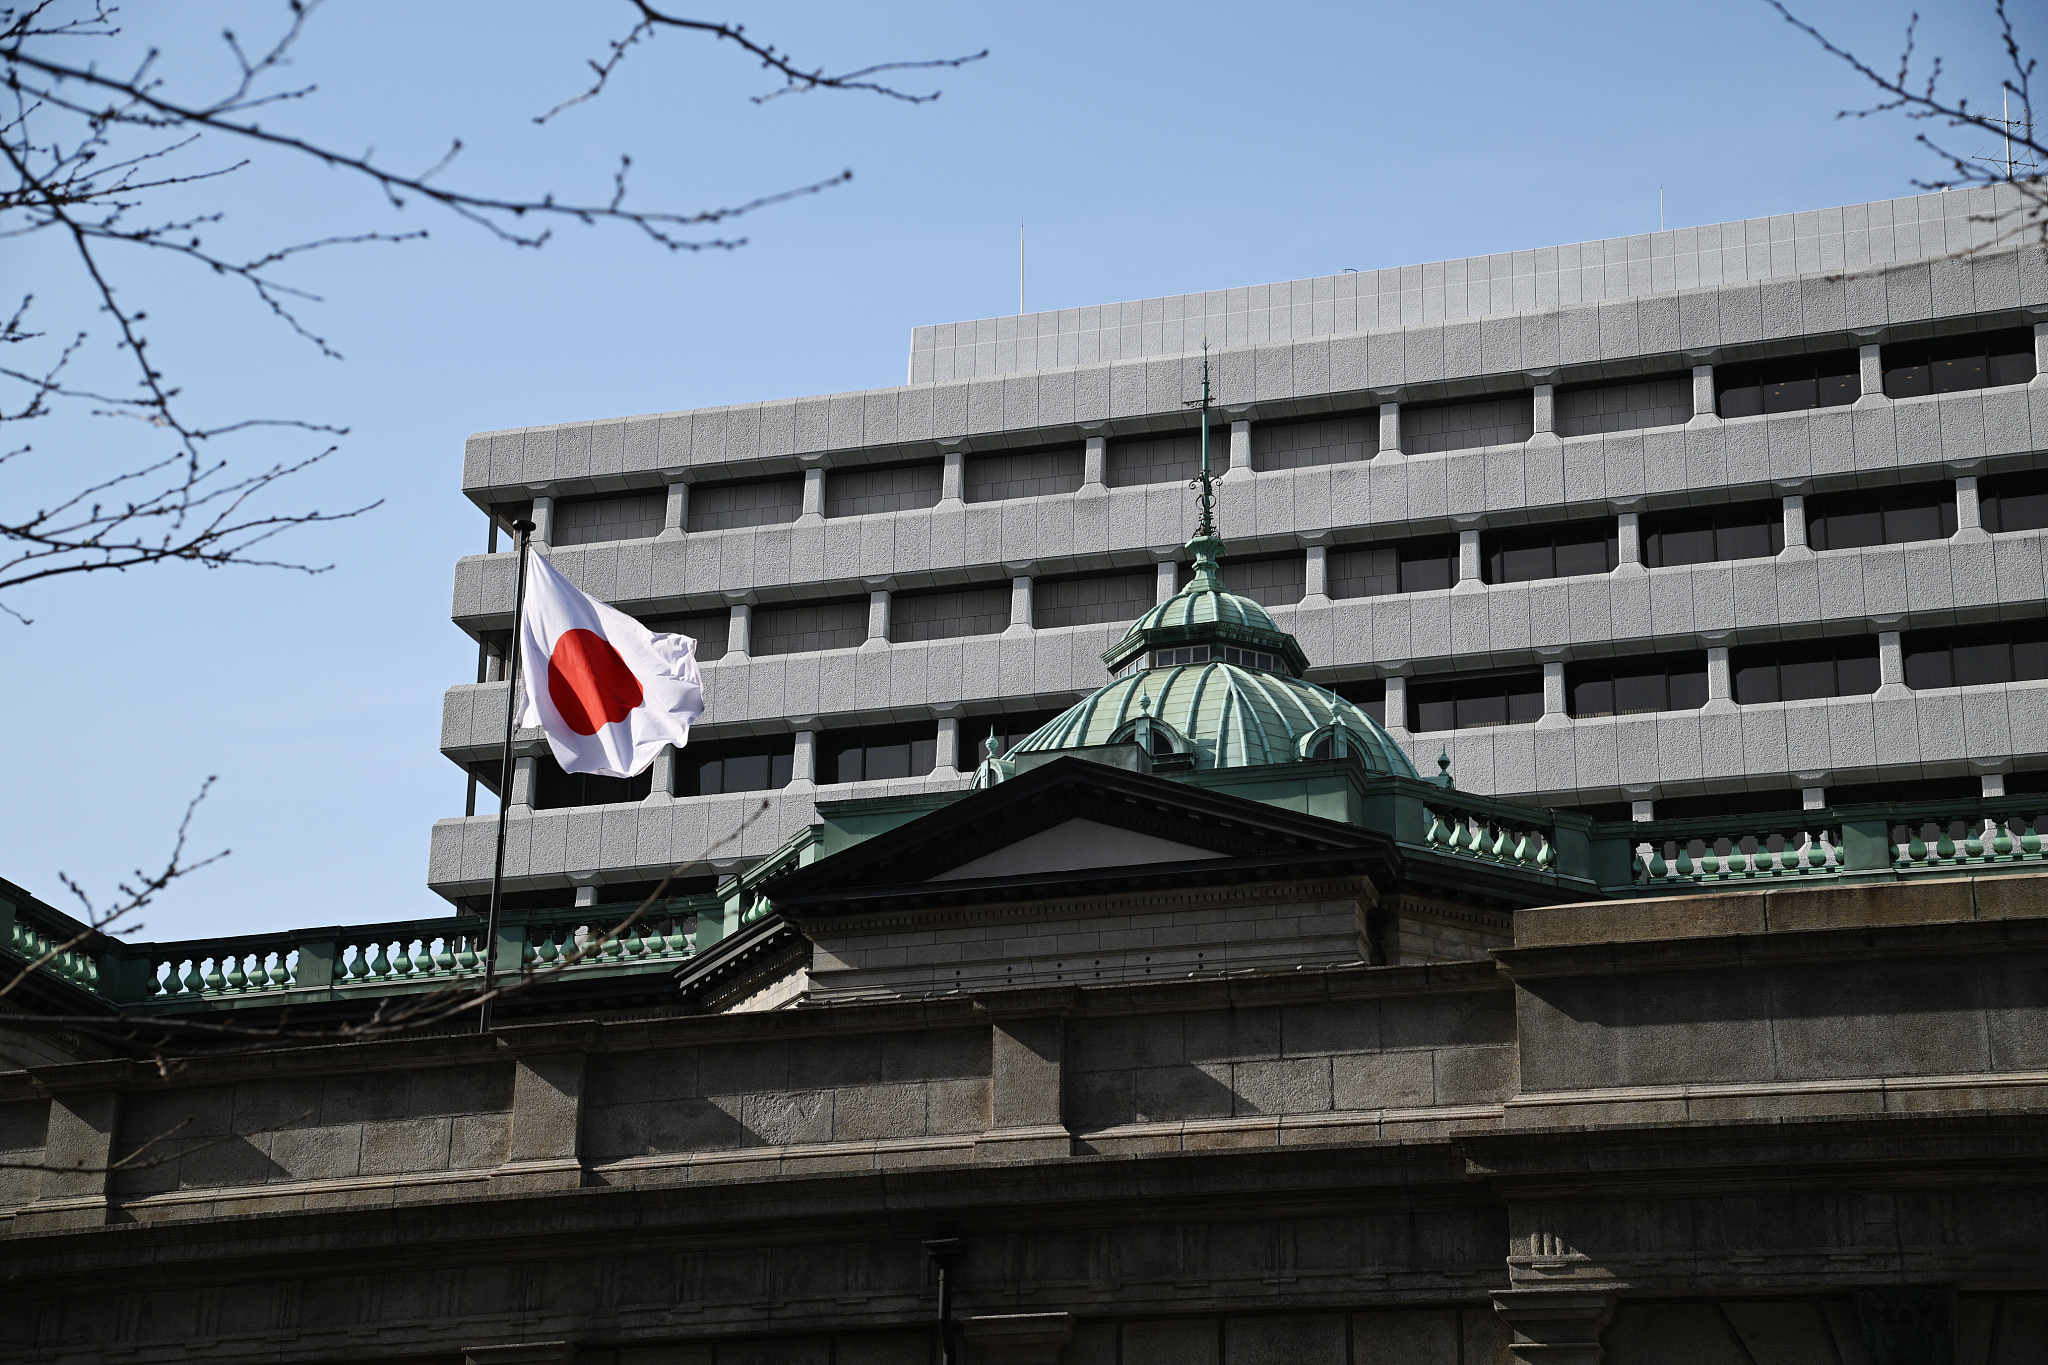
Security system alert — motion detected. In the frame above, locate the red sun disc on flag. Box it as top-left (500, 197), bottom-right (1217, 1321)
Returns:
top-left (547, 629), bottom-right (645, 735)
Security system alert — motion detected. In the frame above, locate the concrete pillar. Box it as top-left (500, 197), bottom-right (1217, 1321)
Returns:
top-left (1082, 435), bottom-right (1107, 488)
top-left (940, 450), bottom-right (965, 505)
top-left (1539, 660), bottom-right (1568, 726)
top-left (1378, 401), bottom-right (1402, 457)
top-left (12, 1090), bottom-right (119, 1230)
top-left (1223, 419), bottom-right (1253, 479)
top-left (1630, 800), bottom-right (1655, 822)
top-left (934, 715), bottom-right (961, 775)
top-left (1983, 772), bottom-right (2008, 798)
top-left (1704, 646), bottom-right (1735, 713)
top-left (1956, 474), bottom-right (1987, 539)
top-left (660, 480), bottom-right (688, 538)
top-left (1155, 559), bottom-right (1179, 604)
top-left (1303, 544), bottom-right (1330, 601)
top-left (2033, 322), bottom-right (2048, 385)
top-left (725, 601), bottom-right (752, 658)
top-left (646, 745), bottom-right (674, 802)
top-left (1878, 630), bottom-right (1907, 696)
top-left (1532, 383), bottom-right (1556, 435)
top-left (484, 641), bottom-right (505, 683)
top-left (864, 586), bottom-right (892, 647)
top-left (977, 1014), bottom-right (1070, 1161)
top-left (1803, 786), bottom-right (1828, 810)
top-left (1688, 364), bottom-right (1717, 424)
top-left (799, 465), bottom-right (827, 522)
top-left (529, 493), bottom-right (554, 547)
top-left (1781, 494), bottom-right (1810, 555)
top-left (573, 884), bottom-right (598, 909)
top-left (1382, 674), bottom-right (1410, 735)
top-left (491, 1051), bottom-right (586, 1194)
top-left (791, 728), bottom-right (818, 786)
top-left (1615, 512), bottom-right (1642, 569)
top-left (1857, 342), bottom-right (1885, 405)
top-left (511, 755), bottom-right (537, 809)
top-left (1456, 529), bottom-right (1483, 587)
top-left (1493, 1290), bottom-right (1616, 1365)
top-left (1007, 571), bottom-right (1034, 634)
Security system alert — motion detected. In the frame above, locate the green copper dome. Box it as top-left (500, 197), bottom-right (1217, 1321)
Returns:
top-left (979, 531), bottom-right (1418, 783)
top-left (1004, 662), bottom-right (1417, 776)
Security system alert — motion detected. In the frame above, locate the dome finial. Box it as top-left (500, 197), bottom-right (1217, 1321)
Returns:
top-left (1183, 338), bottom-right (1219, 544)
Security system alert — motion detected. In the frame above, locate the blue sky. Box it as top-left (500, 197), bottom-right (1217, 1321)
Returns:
top-left (4, 0), bottom-right (2038, 939)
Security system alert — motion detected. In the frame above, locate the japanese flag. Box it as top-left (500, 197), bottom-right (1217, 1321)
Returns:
top-left (516, 552), bottom-right (704, 778)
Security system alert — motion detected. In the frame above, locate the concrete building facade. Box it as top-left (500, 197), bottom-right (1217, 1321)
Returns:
top-left (432, 183), bottom-right (2048, 909)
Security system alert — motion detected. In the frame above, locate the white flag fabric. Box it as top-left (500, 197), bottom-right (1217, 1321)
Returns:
top-left (515, 552), bottom-right (704, 778)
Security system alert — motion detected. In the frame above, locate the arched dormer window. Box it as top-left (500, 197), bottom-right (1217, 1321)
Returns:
top-left (1302, 721), bottom-right (1381, 768)
top-left (1110, 714), bottom-right (1187, 758)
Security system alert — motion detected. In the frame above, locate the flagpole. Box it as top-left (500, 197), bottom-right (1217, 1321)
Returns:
top-left (479, 518), bottom-right (537, 1033)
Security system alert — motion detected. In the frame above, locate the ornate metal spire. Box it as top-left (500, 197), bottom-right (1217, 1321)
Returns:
top-left (1188, 339), bottom-right (1218, 540)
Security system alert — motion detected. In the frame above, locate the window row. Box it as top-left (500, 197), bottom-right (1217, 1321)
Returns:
top-left (1564, 769), bottom-right (2048, 825)
top-left (532, 326), bottom-right (2038, 547)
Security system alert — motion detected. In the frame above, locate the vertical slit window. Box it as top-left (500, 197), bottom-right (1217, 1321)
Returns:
top-left (1730, 638), bottom-right (1881, 704)
top-left (1713, 349), bottom-right (1860, 418)
top-left (1566, 652), bottom-right (1709, 717)
top-left (1482, 519), bottom-right (1618, 585)
top-left (1641, 501), bottom-right (1785, 567)
top-left (1406, 671), bottom-right (1545, 732)
top-left (1806, 482), bottom-right (1956, 551)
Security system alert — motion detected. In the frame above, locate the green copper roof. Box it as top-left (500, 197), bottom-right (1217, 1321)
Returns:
top-left (1006, 662), bottom-right (1418, 777)
top-left (1101, 533), bottom-right (1309, 675)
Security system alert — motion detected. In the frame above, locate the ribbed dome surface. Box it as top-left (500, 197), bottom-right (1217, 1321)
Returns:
top-left (1100, 533), bottom-right (1307, 675)
top-left (1008, 662), bottom-right (1418, 777)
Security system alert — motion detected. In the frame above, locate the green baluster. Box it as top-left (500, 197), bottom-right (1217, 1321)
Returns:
top-left (536, 932), bottom-right (559, 965)
top-left (183, 959), bottom-right (205, 994)
top-left (668, 919), bottom-right (691, 956)
top-left (204, 956), bottom-right (227, 993)
top-left (1537, 836), bottom-right (1556, 870)
top-left (457, 936), bottom-right (479, 972)
top-left (1935, 820), bottom-right (1957, 863)
top-left (1675, 844), bottom-right (1695, 879)
top-left (1993, 818), bottom-right (2015, 858)
top-left (368, 942), bottom-right (390, 978)
top-left (1511, 830), bottom-right (1531, 864)
top-left (434, 939), bottom-right (456, 973)
top-left (1647, 844), bottom-right (1669, 880)
top-left (152, 962), bottom-right (170, 996)
top-left (1904, 824), bottom-right (1927, 867)
top-left (1963, 821), bottom-right (1985, 861)
top-left (2022, 816), bottom-right (2043, 858)
top-left (391, 941), bottom-right (413, 977)
top-left (522, 934), bottom-right (539, 966)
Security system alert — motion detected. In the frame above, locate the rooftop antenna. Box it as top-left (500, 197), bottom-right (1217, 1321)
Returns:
top-left (1018, 222), bottom-right (1026, 315)
top-left (1658, 184), bottom-right (1665, 233)
top-left (1181, 339), bottom-right (1218, 539)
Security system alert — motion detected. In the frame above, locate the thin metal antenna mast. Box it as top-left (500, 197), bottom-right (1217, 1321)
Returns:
top-left (1658, 184), bottom-right (1665, 232)
top-left (1018, 222), bottom-right (1026, 315)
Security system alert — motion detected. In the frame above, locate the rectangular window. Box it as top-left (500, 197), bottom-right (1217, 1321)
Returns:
top-left (1105, 432), bottom-right (1203, 488)
top-left (750, 599), bottom-right (868, 656)
top-left (1806, 481), bottom-right (1956, 551)
top-left (1566, 651), bottom-right (1709, 718)
top-left (1407, 670), bottom-right (1544, 732)
top-left (1731, 637), bottom-right (1880, 704)
top-left (1903, 619), bottom-right (2048, 689)
top-left (685, 475), bottom-right (804, 532)
top-left (1554, 374), bottom-right (1694, 437)
top-left (1150, 644), bottom-right (1277, 670)
top-left (1327, 678), bottom-right (1387, 728)
top-left (1401, 392), bottom-right (1535, 455)
top-left (821, 723), bottom-right (939, 785)
top-left (965, 446), bottom-right (1084, 503)
top-left (1981, 469), bottom-right (2048, 535)
top-left (534, 755), bottom-right (652, 810)
top-left (553, 492), bottom-right (666, 546)
top-left (1823, 776), bottom-right (1984, 807)
top-left (1653, 789), bottom-right (1805, 820)
top-left (1482, 519), bottom-right (1618, 585)
top-left (676, 737), bottom-right (795, 797)
top-left (1327, 536), bottom-right (1457, 598)
top-left (1714, 349), bottom-right (1860, 418)
top-left (1882, 326), bottom-right (2036, 398)
top-left (890, 584), bottom-right (1012, 643)
top-left (824, 461), bottom-right (942, 518)
top-left (1032, 571), bottom-right (1154, 629)
top-left (1641, 501), bottom-right (1785, 567)
top-left (1251, 411), bottom-right (1378, 471)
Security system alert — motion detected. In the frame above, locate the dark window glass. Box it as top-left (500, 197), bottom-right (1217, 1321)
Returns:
top-left (1981, 470), bottom-right (2048, 535)
top-left (1398, 539), bottom-right (1457, 592)
top-left (1903, 619), bottom-right (2048, 690)
top-left (677, 738), bottom-right (796, 797)
top-left (1566, 651), bottom-right (1710, 718)
top-left (1562, 802), bottom-right (1634, 823)
top-left (1654, 789), bottom-right (1805, 820)
top-left (1482, 519), bottom-right (1618, 585)
top-left (1641, 501), bottom-right (1786, 568)
top-left (1715, 349), bottom-right (1860, 418)
top-left (1730, 637), bottom-right (1881, 704)
top-left (1824, 777), bottom-right (1984, 807)
top-left (1327, 679), bottom-right (1387, 728)
top-left (1407, 671), bottom-right (1545, 731)
top-left (1806, 482), bottom-right (1957, 550)
top-left (821, 723), bottom-right (938, 785)
top-left (534, 755), bottom-right (653, 810)
top-left (1882, 327), bottom-right (2036, 398)
top-left (971, 710), bottom-right (1066, 762)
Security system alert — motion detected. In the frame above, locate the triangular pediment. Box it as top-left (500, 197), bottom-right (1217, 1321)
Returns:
top-left (766, 757), bottom-right (1397, 919)
top-left (929, 818), bottom-right (1224, 881)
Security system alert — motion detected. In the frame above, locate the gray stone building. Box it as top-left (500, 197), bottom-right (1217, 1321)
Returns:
top-left (433, 181), bottom-right (2048, 914)
top-left (4, 185), bottom-right (2048, 1365)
